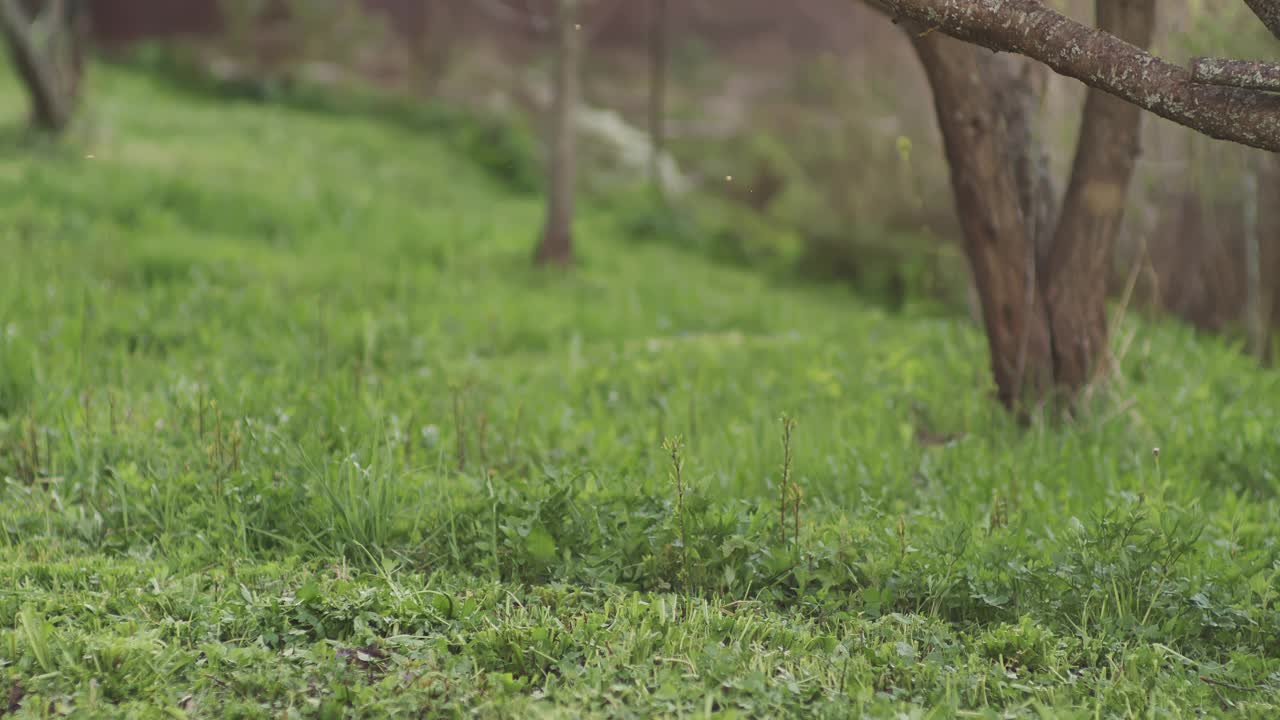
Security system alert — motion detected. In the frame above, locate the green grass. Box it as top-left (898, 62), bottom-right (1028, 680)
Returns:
top-left (1, 66), bottom-right (1279, 718)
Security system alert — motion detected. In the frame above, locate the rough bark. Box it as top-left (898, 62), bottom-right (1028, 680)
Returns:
top-left (901, 0), bottom-right (1161, 411)
top-left (879, 0), bottom-right (1280, 152)
top-left (1043, 0), bottom-right (1156, 391)
top-left (985, 54), bottom-right (1056, 273)
top-left (0, 0), bottom-right (82, 132)
top-left (913, 31), bottom-right (1055, 411)
top-left (1241, 0), bottom-right (1280, 41)
top-left (647, 0), bottom-right (668, 194)
top-left (535, 0), bottom-right (581, 266)
top-left (1191, 58), bottom-right (1280, 92)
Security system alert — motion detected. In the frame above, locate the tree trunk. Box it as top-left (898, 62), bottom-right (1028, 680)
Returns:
top-left (986, 54), bottom-right (1056, 274)
top-left (912, 32), bottom-right (1055, 412)
top-left (908, 0), bottom-right (1158, 414)
top-left (1043, 0), bottom-right (1156, 390)
top-left (535, 0), bottom-right (581, 266)
top-left (1244, 164), bottom-right (1263, 359)
top-left (60, 0), bottom-right (86, 99)
top-left (1261, 151), bottom-right (1280, 362)
top-left (647, 0), bottom-right (668, 195)
top-left (0, 0), bottom-right (84, 132)
top-left (409, 1), bottom-right (453, 96)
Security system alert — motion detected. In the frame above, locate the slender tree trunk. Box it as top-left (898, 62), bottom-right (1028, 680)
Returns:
top-left (1, 0), bottom-right (82, 132)
top-left (1244, 164), bottom-right (1263, 359)
top-left (912, 32), bottom-right (1055, 412)
top-left (647, 0), bottom-right (668, 195)
top-left (61, 0), bottom-right (86, 99)
top-left (1261, 151), bottom-right (1280, 362)
top-left (535, 0), bottom-right (581, 266)
top-left (1043, 0), bottom-right (1156, 390)
top-left (410, 1), bottom-right (453, 96)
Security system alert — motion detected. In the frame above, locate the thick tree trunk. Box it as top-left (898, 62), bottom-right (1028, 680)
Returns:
top-left (1, 0), bottom-right (83, 132)
top-left (1043, 0), bottom-right (1156, 390)
top-left (908, 0), bottom-right (1158, 413)
top-left (647, 0), bottom-right (667, 194)
top-left (535, 0), bottom-right (581, 266)
top-left (912, 32), bottom-right (1055, 412)
top-left (986, 54), bottom-right (1056, 273)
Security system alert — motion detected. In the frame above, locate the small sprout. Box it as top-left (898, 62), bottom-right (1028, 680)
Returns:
top-left (779, 414), bottom-right (797, 544)
top-left (897, 515), bottom-right (908, 561)
top-left (988, 490), bottom-right (1007, 535)
top-left (662, 435), bottom-right (688, 589)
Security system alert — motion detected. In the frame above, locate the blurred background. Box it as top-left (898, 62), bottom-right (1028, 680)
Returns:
top-left (13, 0), bottom-right (1280, 349)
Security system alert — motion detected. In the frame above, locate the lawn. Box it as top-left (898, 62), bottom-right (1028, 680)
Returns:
top-left (1, 66), bottom-right (1278, 718)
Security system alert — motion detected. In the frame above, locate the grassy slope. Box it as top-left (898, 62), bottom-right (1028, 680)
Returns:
top-left (1, 67), bottom-right (1278, 718)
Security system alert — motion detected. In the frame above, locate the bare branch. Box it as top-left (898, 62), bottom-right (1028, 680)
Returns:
top-left (879, 0), bottom-right (1280, 152)
top-left (1191, 57), bottom-right (1280, 91)
top-left (1241, 0), bottom-right (1280, 41)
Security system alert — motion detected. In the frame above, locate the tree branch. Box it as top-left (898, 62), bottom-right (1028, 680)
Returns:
top-left (1191, 57), bottom-right (1280, 91)
top-left (879, 0), bottom-right (1280, 152)
top-left (1241, 0), bottom-right (1280, 41)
